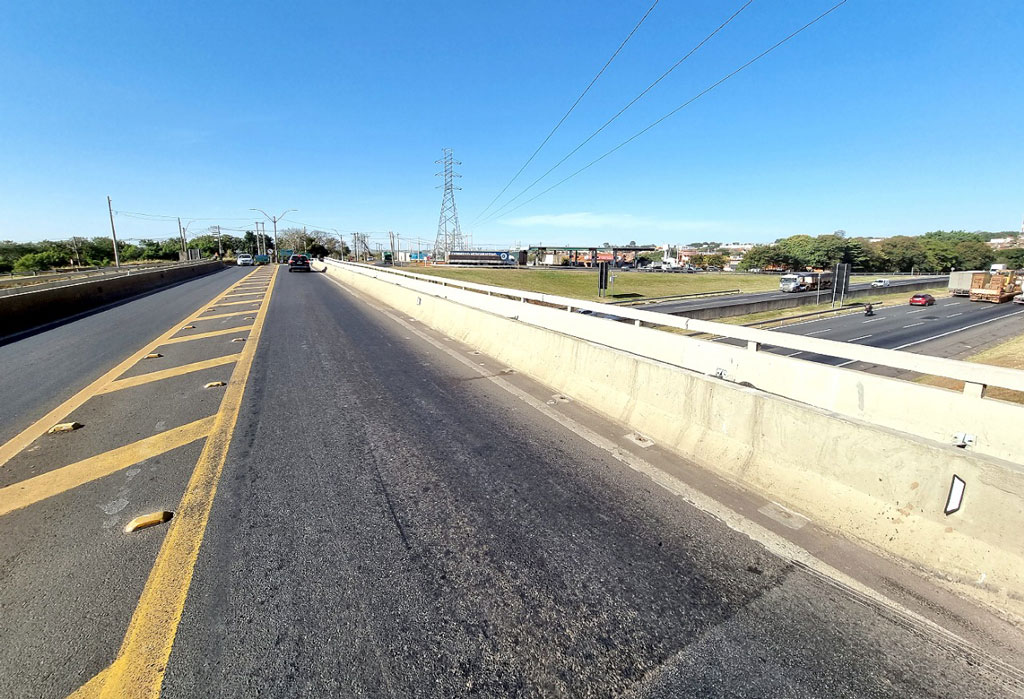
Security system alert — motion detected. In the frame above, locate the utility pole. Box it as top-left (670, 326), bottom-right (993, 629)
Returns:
top-left (107, 196), bottom-right (121, 269)
top-left (215, 225), bottom-right (223, 257)
top-left (250, 208), bottom-right (295, 264)
top-left (389, 231), bottom-right (397, 265)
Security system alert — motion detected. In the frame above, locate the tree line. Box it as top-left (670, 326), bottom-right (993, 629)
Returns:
top-left (0, 227), bottom-right (351, 274)
top-left (735, 231), bottom-right (1022, 273)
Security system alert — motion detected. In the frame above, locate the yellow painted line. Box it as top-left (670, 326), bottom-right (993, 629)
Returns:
top-left (68, 664), bottom-right (111, 699)
top-left (0, 416), bottom-right (216, 518)
top-left (159, 325), bottom-right (253, 345)
top-left (222, 291), bottom-right (265, 298)
top-left (209, 299), bottom-right (264, 307)
top-left (190, 310), bottom-right (253, 321)
top-left (0, 268), bottom-right (261, 469)
top-left (99, 355), bottom-right (239, 394)
top-left (92, 267), bottom-right (279, 698)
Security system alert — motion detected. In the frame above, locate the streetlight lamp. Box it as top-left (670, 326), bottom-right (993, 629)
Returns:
top-left (250, 208), bottom-right (296, 263)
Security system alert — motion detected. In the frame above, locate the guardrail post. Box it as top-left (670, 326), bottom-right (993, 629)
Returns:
top-left (963, 382), bottom-right (987, 398)
top-left (747, 340), bottom-right (760, 352)
top-left (634, 320), bottom-right (642, 327)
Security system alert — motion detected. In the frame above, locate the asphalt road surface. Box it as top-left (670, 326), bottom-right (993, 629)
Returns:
top-left (2, 266), bottom-right (1023, 698)
top-left (715, 295), bottom-right (1024, 369)
top-left (647, 276), bottom-right (947, 315)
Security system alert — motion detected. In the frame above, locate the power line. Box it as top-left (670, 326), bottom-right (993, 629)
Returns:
top-left (115, 210), bottom-right (264, 222)
top-left (479, 0), bottom-right (756, 225)
top-left (490, 0), bottom-right (849, 221)
top-left (472, 0), bottom-right (660, 223)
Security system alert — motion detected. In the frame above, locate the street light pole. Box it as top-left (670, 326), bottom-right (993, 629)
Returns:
top-left (251, 208), bottom-right (296, 263)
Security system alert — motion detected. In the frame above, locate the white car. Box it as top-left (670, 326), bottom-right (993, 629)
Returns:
top-left (236, 254), bottom-right (254, 266)
top-left (870, 279), bottom-right (890, 288)
top-left (1013, 294), bottom-right (1024, 305)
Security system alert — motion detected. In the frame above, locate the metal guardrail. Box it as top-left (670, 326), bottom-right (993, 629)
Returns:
top-left (325, 259), bottom-right (1024, 397)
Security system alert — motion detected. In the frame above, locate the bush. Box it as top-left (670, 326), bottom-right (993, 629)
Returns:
top-left (13, 250), bottom-right (67, 273)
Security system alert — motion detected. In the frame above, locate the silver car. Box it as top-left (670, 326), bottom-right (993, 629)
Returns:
top-left (236, 254), bottom-right (254, 266)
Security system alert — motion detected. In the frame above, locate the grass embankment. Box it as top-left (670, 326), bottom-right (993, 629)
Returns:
top-left (918, 332), bottom-right (1024, 405)
top-left (400, 266), bottom-right (779, 301)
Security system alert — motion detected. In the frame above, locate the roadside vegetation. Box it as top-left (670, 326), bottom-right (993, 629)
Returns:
top-left (738, 230), bottom-right (1022, 274)
top-left (0, 227), bottom-right (348, 275)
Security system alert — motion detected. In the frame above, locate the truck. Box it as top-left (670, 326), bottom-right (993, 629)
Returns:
top-left (779, 271), bottom-right (833, 293)
top-left (969, 270), bottom-right (1018, 303)
top-left (948, 270), bottom-right (987, 297)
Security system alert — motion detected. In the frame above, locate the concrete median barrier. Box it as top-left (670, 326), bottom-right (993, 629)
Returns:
top-left (321, 260), bottom-right (1024, 619)
top-left (0, 261), bottom-right (224, 339)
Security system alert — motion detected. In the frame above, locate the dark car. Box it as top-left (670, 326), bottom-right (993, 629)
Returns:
top-left (288, 254), bottom-right (311, 272)
top-left (909, 293), bottom-right (935, 306)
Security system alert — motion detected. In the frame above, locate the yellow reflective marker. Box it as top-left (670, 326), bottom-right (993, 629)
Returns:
top-left (90, 266), bottom-right (279, 698)
top-left (181, 325), bottom-right (195, 330)
top-left (0, 416), bottom-right (215, 517)
top-left (0, 267), bottom-right (261, 470)
top-left (47, 422), bottom-right (82, 434)
top-left (203, 381), bottom-right (226, 388)
top-left (124, 511), bottom-right (173, 533)
top-left (143, 353), bottom-right (162, 359)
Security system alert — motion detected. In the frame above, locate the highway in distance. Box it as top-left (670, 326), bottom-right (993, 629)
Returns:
top-left (1, 266), bottom-right (1023, 697)
top-left (712, 295), bottom-right (1024, 370)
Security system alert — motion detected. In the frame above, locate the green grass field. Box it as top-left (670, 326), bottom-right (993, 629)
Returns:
top-left (398, 266), bottom-right (780, 301)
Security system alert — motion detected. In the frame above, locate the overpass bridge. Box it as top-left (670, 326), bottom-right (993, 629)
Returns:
top-left (1, 261), bottom-right (1023, 697)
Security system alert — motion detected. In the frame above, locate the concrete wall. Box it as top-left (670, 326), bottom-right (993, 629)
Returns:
top-left (0, 261), bottom-right (224, 338)
top-left (322, 260), bottom-right (1024, 615)
top-left (676, 278), bottom-right (945, 321)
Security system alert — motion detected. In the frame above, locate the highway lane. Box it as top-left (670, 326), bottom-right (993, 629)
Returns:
top-left (158, 270), bottom-right (1021, 697)
top-left (0, 265), bottom-right (247, 445)
top-left (736, 296), bottom-right (1024, 366)
top-left (647, 276), bottom-right (946, 315)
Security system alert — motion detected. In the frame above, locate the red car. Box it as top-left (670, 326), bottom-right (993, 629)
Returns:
top-left (909, 293), bottom-right (936, 306)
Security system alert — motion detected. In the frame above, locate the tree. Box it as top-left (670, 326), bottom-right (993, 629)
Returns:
top-left (952, 241), bottom-right (994, 271)
top-left (878, 236), bottom-right (926, 272)
top-left (996, 248), bottom-right (1024, 269)
top-left (13, 250), bottom-right (67, 273)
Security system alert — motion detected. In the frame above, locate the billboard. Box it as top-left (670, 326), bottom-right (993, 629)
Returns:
top-left (448, 250), bottom-right (515, 265)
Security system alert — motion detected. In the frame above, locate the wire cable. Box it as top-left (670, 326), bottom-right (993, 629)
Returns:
top-left (472, 0), bottom-right (660, 223)
top-left (479, 0), bottom-right (756, 225)
top-left (490, 0), bottom-right (849, 221)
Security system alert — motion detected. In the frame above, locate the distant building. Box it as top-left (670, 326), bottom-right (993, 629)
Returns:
top-left (988, 236), bottom-right (1021, 250)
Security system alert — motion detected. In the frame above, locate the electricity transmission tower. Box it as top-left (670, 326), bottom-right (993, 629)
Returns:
top-left (432, 148), bottom-right (466, 260)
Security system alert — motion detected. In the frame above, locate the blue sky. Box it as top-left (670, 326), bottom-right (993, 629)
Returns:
top-left (2, 1), bottom-right (1022, 247)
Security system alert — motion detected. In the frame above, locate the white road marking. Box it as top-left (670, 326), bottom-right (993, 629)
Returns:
top-left (947, 313), bottom-right (963, 318)
top-left (903, 322), bottom-right (924, 328)
top-left (849, 334), bottom-right (872, 342)
top-left (862, 318), bottom-right (883, 323)
top-left (946, 302), bottom-right (961, 306)
top-left (907, 309), bottom-right (925, 314)
top-left (806, 328), bottom-right (832, 335)
top-left (892, 309), bottom-right (1024, 351)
